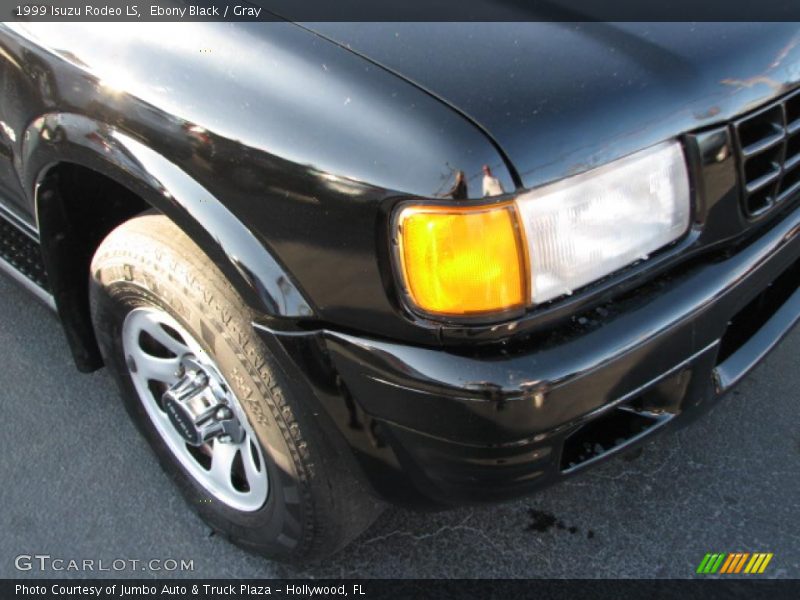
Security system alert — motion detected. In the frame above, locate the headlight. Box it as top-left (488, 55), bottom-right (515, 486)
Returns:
top-left (393, 141), bottom-right (690, 318)
top-left (515, 141), bottom-right (690, 304)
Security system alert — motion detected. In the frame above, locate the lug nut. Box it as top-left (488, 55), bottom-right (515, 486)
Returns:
top-left (216, 407), bottom-right (233, 421)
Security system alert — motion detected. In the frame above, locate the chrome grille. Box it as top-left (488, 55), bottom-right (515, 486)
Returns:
top-left (733, 88), bottom-right (800, 218)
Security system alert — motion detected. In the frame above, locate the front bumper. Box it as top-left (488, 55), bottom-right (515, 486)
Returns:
top-left (256, 203), bottom-right (800, 507)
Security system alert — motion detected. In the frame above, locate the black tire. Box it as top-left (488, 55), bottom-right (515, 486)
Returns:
top-left (89, 213), bottom-right (383, 561)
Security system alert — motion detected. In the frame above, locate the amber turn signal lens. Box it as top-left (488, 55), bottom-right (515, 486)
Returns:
top-left (396, 203), bottom-right (526, 316)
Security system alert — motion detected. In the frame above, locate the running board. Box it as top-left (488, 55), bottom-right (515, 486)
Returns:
top-left (0, 213), bottom-right (56, 311)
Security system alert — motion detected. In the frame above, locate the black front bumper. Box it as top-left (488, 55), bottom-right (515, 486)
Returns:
top-left (255, 203), bottom-right (800, 508)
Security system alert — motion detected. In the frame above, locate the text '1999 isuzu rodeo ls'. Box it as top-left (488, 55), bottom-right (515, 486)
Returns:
top-left (0, 20), bottom-right (798, 560)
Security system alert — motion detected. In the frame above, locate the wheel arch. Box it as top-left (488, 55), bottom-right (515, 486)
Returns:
top-left (22, 113), bottom-right (314, 372)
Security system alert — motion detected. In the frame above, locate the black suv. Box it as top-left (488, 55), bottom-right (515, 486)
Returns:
top-left (0, 21), bottom-right (799, 560)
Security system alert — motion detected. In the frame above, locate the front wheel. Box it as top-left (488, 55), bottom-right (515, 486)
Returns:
top-left (89, 213), bottom-right (383, 561)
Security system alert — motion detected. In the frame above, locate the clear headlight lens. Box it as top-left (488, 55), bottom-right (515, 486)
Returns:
top-left (393, 141), bottom-right (691, 319)
top-left (514, 141), bottom-right (690, 304)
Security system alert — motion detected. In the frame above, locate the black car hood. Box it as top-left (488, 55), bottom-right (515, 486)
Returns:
top-left (305, 22), bottom-right (800, 190)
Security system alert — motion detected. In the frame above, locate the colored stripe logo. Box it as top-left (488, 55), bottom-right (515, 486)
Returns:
top-left (696, 552), bottom-right (773, 574)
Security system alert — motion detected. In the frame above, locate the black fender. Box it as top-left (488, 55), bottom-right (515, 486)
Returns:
top-left (4, 21), bottom-right (517, 349)
top-left (22, 113), bottom-right (313, 369)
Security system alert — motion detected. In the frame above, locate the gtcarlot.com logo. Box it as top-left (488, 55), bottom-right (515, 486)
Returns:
top-left (14, 554), bottom-right (194, 573)
top-left (696, 552), bottom-right (773, 575)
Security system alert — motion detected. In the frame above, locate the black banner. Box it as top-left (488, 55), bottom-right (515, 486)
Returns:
top-left (3, 579), bottom-right (800, 600)
top-left (3, 0), bottom-right (800, 22)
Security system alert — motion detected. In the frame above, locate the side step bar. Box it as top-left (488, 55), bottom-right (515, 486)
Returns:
top-left (0, 212), bottom-right (56, 311)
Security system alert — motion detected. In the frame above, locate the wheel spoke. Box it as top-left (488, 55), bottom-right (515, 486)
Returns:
top-left (139, 312), bottom-right (191, 357)
top-left (208, 440), bottom-right (238, 490)
top-left (134, 352), bottom-right (181, 383)
top-left (242, 435), bottom-right (268, 498)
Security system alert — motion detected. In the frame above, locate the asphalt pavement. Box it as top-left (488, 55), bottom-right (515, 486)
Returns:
top-left (0, 272), bottom-right (797, 579)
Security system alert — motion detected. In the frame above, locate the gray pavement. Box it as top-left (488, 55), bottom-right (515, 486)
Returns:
top-left (0, 272), bottom-right (797, 579)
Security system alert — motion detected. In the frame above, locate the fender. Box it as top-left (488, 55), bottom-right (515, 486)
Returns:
top-left (22, 113), bottom-right (314, 369)
top-left (4, 21), bottom-right (517, 349)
